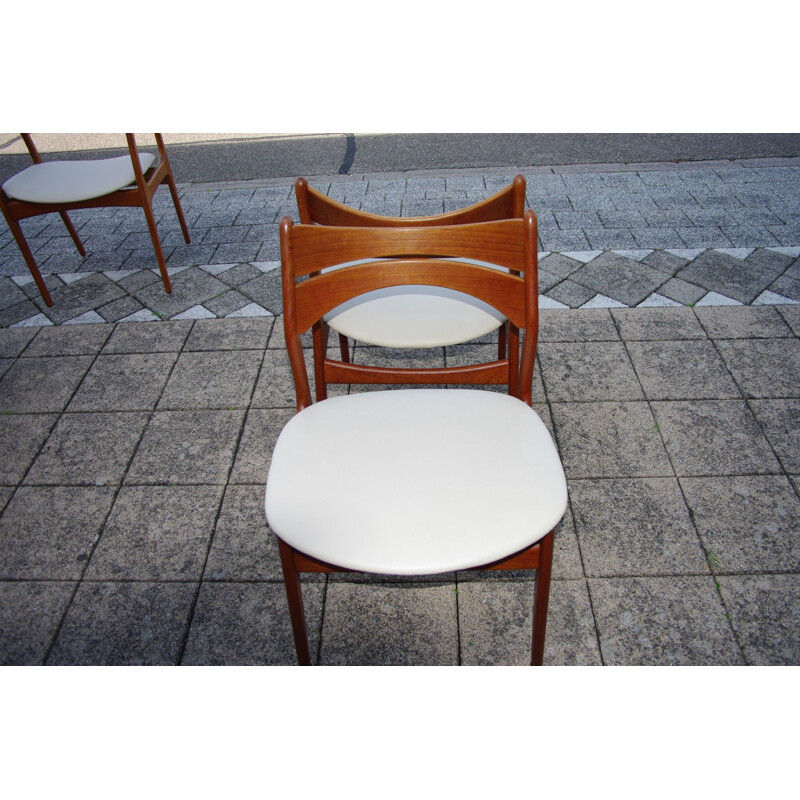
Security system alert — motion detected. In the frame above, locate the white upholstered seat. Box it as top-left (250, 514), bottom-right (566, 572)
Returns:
top-left (265, 389), bottom-right (567, 575)
top-left (3, 153), bottom-right (156, 204)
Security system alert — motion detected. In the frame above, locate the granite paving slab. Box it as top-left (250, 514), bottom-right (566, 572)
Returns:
top-left (569, 477), bottom-right (709, 577)
top-left (181, 581), bottom-right (325, 666)
top-left (718, 575), bottom-right (800, 665)
top-left (0, 581), bottom-right (77, 666)
top-left (0, 486), bottom-right (116, 580)
top-left (679, 475), bottom-right (800, 574)
top-left (183, 316), bottom-right (273, 351)
top-left (551, 401), bottom-right (673, 478)
top-left (85, 484), bottom-right (225, 581)
top-left (23, 411), bottom-right (149, 486)
top-left (589, 576), bottom-right (744, 665)
top-left (250, 348), bottom-right (302, 408)
top-left (676, 250), bottom-right (779, 304)
top-left (694, 305), bottom-right (794, 338)
top-left (749, 399), bottom-right (800, 473)
top-left (228, 407), bottom-right (295, 485)
top-left (777, 305), bottom-right (800, 335)
top-left (101, 319), bottom-right (193, 353)
top-left (321, 582), bottom-right (459, 665)
top-left (0, 327), bottom-right (37, 358)
top-left (610, 306), bottom-right (707, 340)
top-left (130, 267), bottom-right (229, 318)
top-left (652, 400), bottom-right (783, 476)
top-left (568, 252), bottom-right (673, 306)
top-left (457, 579), bottom-right (602, 666)
top-left (626, 340), bottom-right (741, 400)
top-left (538, 342), bottom-right (644, 402)
top-left (203, 484), bottom-right (281, 582)
top-left (715, 338), bottom-right (800, 398)
top-left (47, 581), bottom-right (197, 666)
top-left (21, 323), bottom-right (113, 356)
top-left (35, 273), bottom-right (127, 325)
top-left (0, 355), bottom-right (93, 413)
top-left (124, 409), bottom-right (245, 485)
top-left (538, 308), bottom-right (620, 341)
top-left (0, 413), bottom-right (58, 485)
top-left (157, 350), bottom-right (263, 410)
top-left (67, 352), bottom-right (178, 411)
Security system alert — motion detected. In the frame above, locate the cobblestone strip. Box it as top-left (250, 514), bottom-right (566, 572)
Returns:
top-left (1, 161), bottom-right (799, 325)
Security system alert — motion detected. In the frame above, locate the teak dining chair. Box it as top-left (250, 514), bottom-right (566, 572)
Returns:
top-left (295, 175), bottom-right (527, 398)
top-left (265, 211), bottom-right (568, 665)
top-left (0, 133), bottom-right (190, 307)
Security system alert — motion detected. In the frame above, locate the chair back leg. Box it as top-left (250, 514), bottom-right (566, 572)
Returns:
top-left (58, 211), bottom-right (86, 256)
top-left (531, 529), bottom-right (555, 666)
top-left (278, 539), bottom-right (312, 665)
top-left (141, 202), bottom-right (173, 295)
top-left (165, 173), bottom-right (191, 244)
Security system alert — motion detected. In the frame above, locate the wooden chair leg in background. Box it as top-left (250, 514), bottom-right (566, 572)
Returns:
top-left (312, 321), bottom-right (330, 401)
top-left (498, 320), bottom-right (508, 360)
top-left (530, 529), bottom-right (555, 666)
top-left (278, 539), bottom-right (312, 666)
top-left (338, 333), bottom-right (351, 363)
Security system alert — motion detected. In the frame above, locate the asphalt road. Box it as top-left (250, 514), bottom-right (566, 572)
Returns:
top-left (2, 133), bottom-right (799, 185)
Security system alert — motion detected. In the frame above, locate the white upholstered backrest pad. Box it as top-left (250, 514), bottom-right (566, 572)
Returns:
top-left (320, 258), bottom-right (508, 348)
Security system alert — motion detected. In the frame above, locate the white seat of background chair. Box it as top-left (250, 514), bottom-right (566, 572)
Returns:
top-left (265, 389), bottom-right (568, 575)
top-left (321, 258), bottom-right (508, 348)
top-left (3, 152), bottom-right (156, 204)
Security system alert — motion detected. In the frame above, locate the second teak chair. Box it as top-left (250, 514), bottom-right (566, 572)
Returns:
top-left (295, 175), bottom-right (527, 399)
top-left (0, 133), bottom-right (190, 307)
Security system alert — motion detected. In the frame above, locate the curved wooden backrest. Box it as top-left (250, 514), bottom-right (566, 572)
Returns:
top-left (279, 212), bottom-right (540, 411)
top-left (295, 175), bottom-right (526, 227)
top-left (289, 217), bottom-right (527, 276)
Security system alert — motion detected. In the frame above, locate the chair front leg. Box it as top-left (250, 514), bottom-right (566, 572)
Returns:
top-left (278, 538), bottom-right (312, 665)
top-left (531, 529), bottom-right (555, 666)
top-left (0, 205), bottom-right (53, 307)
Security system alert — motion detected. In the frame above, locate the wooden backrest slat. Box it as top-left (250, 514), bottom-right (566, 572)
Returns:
top-left (297, 175), bottom-right (525, 228)
top-left (289, 219), bottom-right (526, 276)
top-left (293, 259), bottom-right (526, 333)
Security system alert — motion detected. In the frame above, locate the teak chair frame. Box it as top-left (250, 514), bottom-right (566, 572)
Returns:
top-left (295, 175), bottom-right (527, 387)
top-left (274, 210), bottom-right (557, 666)
top-left (0, 133), bottom-right (190, 307)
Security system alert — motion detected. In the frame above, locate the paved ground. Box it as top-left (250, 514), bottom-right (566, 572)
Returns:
top-left (1, 307), bottom-right (798, 665)
top-left (1, 151), bottom-right (799, 665)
